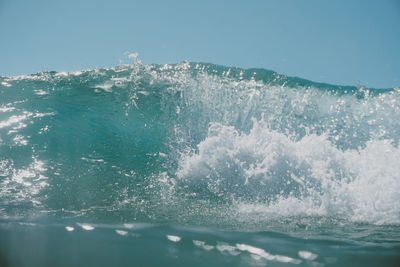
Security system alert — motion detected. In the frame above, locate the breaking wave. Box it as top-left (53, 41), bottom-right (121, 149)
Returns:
top-left (1, 54), bottom-right (399, 230)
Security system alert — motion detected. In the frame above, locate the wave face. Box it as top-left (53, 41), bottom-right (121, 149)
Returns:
top-left (1, 56), bottom-right (400, 234)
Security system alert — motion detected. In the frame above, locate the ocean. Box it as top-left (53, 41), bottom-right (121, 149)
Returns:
top-left (0, 56), bottom-right (399, 266)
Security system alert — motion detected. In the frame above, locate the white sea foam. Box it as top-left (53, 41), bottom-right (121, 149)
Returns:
top-left (298, 251), bottom-right (318, 261)
top-left (115, 229), bottom-right (128, 236)
top-left (236, 243), bottom-right (301, 264)
top-left (166, 235), bottom-right (181, 242)
top-left (77, 223), bottom-right (95, 231)
top-left (0, 157), bottom-right (48, 209)
top-left (193, 240), bottom-right (214, 251)
top-left (177, 119), bottom-right (400, 224)
top-left (65, 226), bottom-right (75, 232)
top-left (95, 82), bottom-right (114, 92)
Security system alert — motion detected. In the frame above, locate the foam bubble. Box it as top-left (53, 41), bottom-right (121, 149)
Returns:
top-left (77, 223), bottom-right (95, 231)
top-left (166, 235), bottom-right (181, 242)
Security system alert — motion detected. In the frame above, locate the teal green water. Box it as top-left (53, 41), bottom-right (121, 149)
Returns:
top-left (0, 57), bottom-right (399, 266)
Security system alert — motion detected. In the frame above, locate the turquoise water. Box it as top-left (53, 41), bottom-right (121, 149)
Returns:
top-left (0, 56), bottom-right (399, 266)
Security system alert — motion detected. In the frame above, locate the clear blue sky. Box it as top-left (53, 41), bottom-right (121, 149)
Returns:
top-left (0, 0), bottom-right (399, 88)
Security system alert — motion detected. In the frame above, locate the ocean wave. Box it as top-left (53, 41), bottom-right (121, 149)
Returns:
top-left (0, 55), bottom-right (399, 228)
